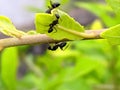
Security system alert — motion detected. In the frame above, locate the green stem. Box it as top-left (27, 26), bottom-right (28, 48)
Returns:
top-left (110, 46), bottom-right (119, 90)
top-left (24, 54), bottom-right (43, 77)
top-left (57, 25), bottom-right (99, 39)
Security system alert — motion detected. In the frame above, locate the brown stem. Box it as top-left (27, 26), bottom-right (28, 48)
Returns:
top-left (0, 29), bottom-right (106, 49)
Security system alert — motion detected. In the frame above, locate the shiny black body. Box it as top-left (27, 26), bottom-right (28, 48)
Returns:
top-left (46, 0), bottom-right (60, 14)
top-left (59, 42), bottom-right (67, 50)
top-left (48, 14), bottom-right (60, 33)
top-left (48, 42), bottom-right (67, 51)
top-left (48, 44), bottom-right (59, 51)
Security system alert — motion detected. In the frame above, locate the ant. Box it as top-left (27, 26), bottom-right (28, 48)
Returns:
top-left (48, 14), bottom-right (60, 33)
top-left (48, 42), bottom-right (67, 51)
top-left (46, 0), bottom-right (60, 14)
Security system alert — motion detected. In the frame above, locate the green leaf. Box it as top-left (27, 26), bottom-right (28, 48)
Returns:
top-left (0, 16), bottom-right (26, 38)
top-left (35, 13), bottom-right (56, 33)
top-left (44, 56), bottom-right (99, 90)
top-left (106, 0), bottom-right (120, 15)
top-left (100, 24), bottom-right (120, 45)
top-left (35, 9), bottom-right (84, 40)
top-left (63, 57), bottom-right (97, 81)
top-left (1, 47), bottom-right (19, 90)
top-left (91, 19), bottom-right (103, 30)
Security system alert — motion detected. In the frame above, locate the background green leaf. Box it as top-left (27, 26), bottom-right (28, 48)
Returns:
top-left (106, 0), bottom-right (120, 15)
top-left (76, 2), bottom-right (120, 27)
top-left (57, 78), bottom-right (91, 90)
top-left (35, 9), bottom-right (84, 40)
top-left (100, 24), bottom-right (120, 45)
top-left (1, 47), bottom-right (19, 90)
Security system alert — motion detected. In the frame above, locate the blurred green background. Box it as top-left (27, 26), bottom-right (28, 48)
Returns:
top-left (0, 0), bottom-right (120, 90)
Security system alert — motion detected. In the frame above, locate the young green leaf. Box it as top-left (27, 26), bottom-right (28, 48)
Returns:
top-left (35, 9), bottom-right (84, 40)
top-left (35, 13), bottom-right (56, 34)
top-left (106, 0), bottom-right (120, 15)
top-left (0, 16), bottom-right (26, 38)
top-left (1, 47), bottom-right (19, 90)
top-left (100, 24), bottom-right (120, 45)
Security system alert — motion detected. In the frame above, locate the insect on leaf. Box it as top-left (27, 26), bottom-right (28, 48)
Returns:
top-left (35, 9), bottom-right (84, 40)
top-left (35, 13), bottom-right (56, 34)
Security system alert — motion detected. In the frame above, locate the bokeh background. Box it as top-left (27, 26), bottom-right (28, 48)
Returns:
top-left (0, 0), bottom-right (120, 90)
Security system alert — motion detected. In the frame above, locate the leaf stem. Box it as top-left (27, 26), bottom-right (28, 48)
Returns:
top-left (57, 25), bottom-right (102, 39)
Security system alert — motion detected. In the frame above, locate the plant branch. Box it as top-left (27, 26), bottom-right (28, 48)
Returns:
top-left (0, 29), bottom-right (106, 49)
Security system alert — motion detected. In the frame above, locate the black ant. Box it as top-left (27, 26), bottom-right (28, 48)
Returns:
top-left (59, 42), bottom-right (67, 50)
top-left (48, 14), bottom-right (60, 33)
top-left (48, 42), bottom-right (67, 51)
top-left (46, 0), bottom-right (60, 14)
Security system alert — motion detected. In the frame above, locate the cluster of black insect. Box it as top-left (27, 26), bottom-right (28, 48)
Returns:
top-left (48, 14), bottom-right (60, 33)
top-left (48, 42), bottom-right (67, 51)
top-left (45, 0), bottom-right (67, 51)
top-left (45, 0), bottom-right (60, 33)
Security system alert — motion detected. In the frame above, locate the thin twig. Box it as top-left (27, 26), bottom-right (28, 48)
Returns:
top-left (0, 29), bottom-right (106, 49)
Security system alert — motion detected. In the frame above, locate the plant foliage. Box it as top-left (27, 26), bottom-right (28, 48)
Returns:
top-left (35, 9), bottom-right (84, 40)
top-left (0, 16), bottom-right (26, 38)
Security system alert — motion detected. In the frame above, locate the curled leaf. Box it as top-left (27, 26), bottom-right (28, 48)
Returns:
top-left (35, 9), bottom-right (84, 40)
top-left (0, 16), bottom-right (26, 38)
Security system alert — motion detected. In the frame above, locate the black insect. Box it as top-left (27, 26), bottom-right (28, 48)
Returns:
top-left (48, 44), bottom-right (59, 51)
top-left (48, 42), bottom-right (67, 51)
top-left (46, 0), bottom-right (60, 14)
top-left (48, 14), bottom-right (60, 33)
top-left (59, 42), bottom-right (67, 50)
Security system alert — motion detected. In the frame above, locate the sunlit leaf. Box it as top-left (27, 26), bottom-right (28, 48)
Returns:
top-left (1, 47), bottom-right (19, 90)
top-left (0, 16), bottom-right (26, 38)
top-left (35, 9), bottom-right (84, 40)
top-left (100, 24), bottom-right (120, 45)
top-left (91, 19), bottom-right (103, 30)
top-left (35, 13), bottom-right (56, 33)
